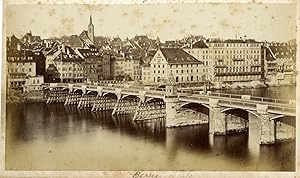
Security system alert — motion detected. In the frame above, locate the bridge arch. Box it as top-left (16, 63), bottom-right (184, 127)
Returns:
top-left (121, 94), bottom-right (140, 101)
top-left (103, 92), bottom-right (118, 100)
top-left (180, 102), bottom-right (211, 115)
top-left (86, 90), bottom-right (98, 96)
top-left (145, 97), bottom-right (164, 104)
top-left (220, 108), bottom-right (261, 120)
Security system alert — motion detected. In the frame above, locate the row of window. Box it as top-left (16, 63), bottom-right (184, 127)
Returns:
top-left (8, 68), bottom-right (32, 73)
top-left (215, 66), bottom-right (261, 73)
top-left (61, 73), bottom-right (83, 77)
top-left (8, 56), bottom-right (34, 61)
top-left (216, 60), bottom-right (260, 66)
top-left (208, 43), bottom-right (261, 48)
top-left (152, 64), bottom-right (201, 68)
top-left (215, 75), bottom-right (260, 81)
top-left (154, 75), bottom-right (203, 83)
top-left (9, 62), bottom-right (34, 66)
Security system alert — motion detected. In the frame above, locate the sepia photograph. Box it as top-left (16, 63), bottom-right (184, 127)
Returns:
top-left (1, 0), bottom-right (298, 177)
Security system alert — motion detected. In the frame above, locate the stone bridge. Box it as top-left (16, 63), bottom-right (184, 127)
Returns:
top-left (43, 82), bottom-right (296, 144)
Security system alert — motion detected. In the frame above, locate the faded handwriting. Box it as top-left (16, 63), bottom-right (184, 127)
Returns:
top-left (132, 171), bottom-right (160, 178)
top-left (132, 171), bottom-right (193, 178)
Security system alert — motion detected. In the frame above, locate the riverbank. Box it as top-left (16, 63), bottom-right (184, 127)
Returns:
top-left (7, 89), bottom-right (45, 103)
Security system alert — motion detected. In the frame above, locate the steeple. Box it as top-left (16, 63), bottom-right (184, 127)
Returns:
top-left (88, 13), bottom-right (94, 43)
top-left (89, 14), bottom-right (92, 25)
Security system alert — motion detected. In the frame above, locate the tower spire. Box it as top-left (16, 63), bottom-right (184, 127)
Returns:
top-left (89, 13), bottom-right (92, 24)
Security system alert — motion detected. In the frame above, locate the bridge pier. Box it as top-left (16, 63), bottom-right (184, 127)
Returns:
top-left (260, 114), bottom-right (276, 144)
top-left (165, 97), bottom-right (180, 127)
top-left (209, 99), bottom-right (226, 135)
top-left (257, 104), bottom-right (276, 144)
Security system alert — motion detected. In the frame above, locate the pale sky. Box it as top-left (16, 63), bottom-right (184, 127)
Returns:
top-left (5, 3), bottom-right (296, 42)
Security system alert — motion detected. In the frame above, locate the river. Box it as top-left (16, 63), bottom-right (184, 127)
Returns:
top-left (5, 86), bottom-right (295, 171)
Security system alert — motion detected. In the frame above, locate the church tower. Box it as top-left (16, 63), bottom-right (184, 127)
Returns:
top-left (88, 14), bottom-right (94, 43)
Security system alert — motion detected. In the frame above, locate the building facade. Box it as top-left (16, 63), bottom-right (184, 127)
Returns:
top-left (7, 48), bottom-right (45, 89)
top-left (76, 46), bottom-right (103, 82)
top-left (144, 48), bottom-right (203, 85)
top-left (53, 45), bottom-right (84, 83)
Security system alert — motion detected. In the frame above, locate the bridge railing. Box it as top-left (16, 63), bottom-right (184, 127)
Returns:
top-left (268, 106), bottom-right (296, 115)
top-left (249, 96), bottom-right (293, 105)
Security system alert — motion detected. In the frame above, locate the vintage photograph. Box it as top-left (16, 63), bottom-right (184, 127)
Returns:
top-left (3, 0), bottom-right (297, 174)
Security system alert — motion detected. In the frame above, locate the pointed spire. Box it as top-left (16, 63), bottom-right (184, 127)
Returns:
top-left (89, 13), bottom-right (92, 24)
top-left (29, 30), bottom-right (32, 35)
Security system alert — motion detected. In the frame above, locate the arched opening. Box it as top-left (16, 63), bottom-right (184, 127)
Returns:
top-left (86, 90), bottom-right (98, 96)
top-left (180, 102), bottom-right (210, 115)
top-left (103, 93), bottom-right (118, 100)
top-left (175, 76), bottom-right (179, 82)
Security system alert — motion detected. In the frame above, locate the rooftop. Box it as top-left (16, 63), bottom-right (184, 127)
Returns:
top-left (159, 48), bottom-right (202, 64)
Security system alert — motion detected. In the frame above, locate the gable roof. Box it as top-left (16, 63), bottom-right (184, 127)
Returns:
top-left (269, 45), bottom-right (295, 59)
top-left (159, 48), bottom-right (202, 64)
top-left (192, 40), bottom-right (208, 48)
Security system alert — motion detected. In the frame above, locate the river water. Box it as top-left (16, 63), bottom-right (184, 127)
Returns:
top-left (5, 86), bottom-right (295, 171)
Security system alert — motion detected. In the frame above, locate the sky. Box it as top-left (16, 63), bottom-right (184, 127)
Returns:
top-left (5, 3), bottom-right (296, 42)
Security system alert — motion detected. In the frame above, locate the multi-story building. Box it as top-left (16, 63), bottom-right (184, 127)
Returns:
top-left (184, 40), bottom-right (214, 81)
top-left (185, 39), bottom-right (263, 83)
top-left (53, 45), bottom-right (84, 83)
top-left (111, 53), bottom-right (142, 81)
top-left (206, 39), bottom-right (263, 82)
top-left (7, 48), bottom-right (45, 89)
top-left (101, 51), bottom-right (112, 80)
top-left (76, 46), bottom-right (103, 82)
top-left (268, 44), bottom-right (295, 74)
top-left (144, 48), bottom-right (203, 85)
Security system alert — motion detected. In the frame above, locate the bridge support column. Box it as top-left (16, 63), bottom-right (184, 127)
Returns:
top-left (209, 99), bottom-right (226, 135)
top-left (257, 104), bottom-right (275, 144)
top-left (165, 97), bottom-right (179, 127)
top-left (260, 114), bottom-right (275, 144)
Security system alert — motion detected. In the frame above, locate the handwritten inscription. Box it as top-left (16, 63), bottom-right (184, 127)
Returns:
top-left (132, 171), bottom-right (160, 178)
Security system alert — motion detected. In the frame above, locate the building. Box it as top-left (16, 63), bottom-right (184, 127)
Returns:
top-left (21, 31), bottom-right (41, 46)
top-left (268, 44), bottom-right (295, 74)
top-left (7, 48), bottom-right (46, 89)
top-left (144, 48), bottom-right (204, 85)
top-left (111, 52), bottom-right (142, 81)
top-left (76, 46), bottom-right (103, 82)
top-left (7, 35), bottom-right (26, 51)
top-left (52, 45), bottom-right (84, 83)
top-left (101, 50), bottom-right (113, 80)
top-left (184, 40), bottom-right (214, 81)
top-left (185, 39), bottom-right (264, 83)
top-left (23, 75), bottom-right (44, 92)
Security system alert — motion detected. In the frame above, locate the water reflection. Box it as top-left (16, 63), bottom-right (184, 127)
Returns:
top-left (6, 102), bottom-right (295, 171)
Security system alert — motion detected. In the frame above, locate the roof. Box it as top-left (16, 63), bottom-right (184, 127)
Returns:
top-left (264, 47), bottom-right (276, 61)
top-left (192, 40), bottom-right (208, 48)
top-left (53, 54), bottom-right (84, 63)
top-left (159, 48), bottom-right (202, 64)
top-left (207, 39), bottom-right (260, 43)
top-left (62, 35), bottom-right (83, 47)
top-left (269, 45), bottom-right (295, 59)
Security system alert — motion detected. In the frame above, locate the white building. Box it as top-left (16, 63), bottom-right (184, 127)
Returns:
top-left (144, 48), bottom-right (203, 85)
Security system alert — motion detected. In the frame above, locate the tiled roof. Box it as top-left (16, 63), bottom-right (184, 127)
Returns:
top-left (62, 35), bottom-right (83, 48)
top-left (264, 47), bottom-right (276, 61)
top-left (160, 48), bottom-right (202, 64)
top-left (269, 45), bottom-right (295, 59)
top-left (53, 53), bottom-right (84, 63)
top-left (192, 40), bottom-right (208, 48)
